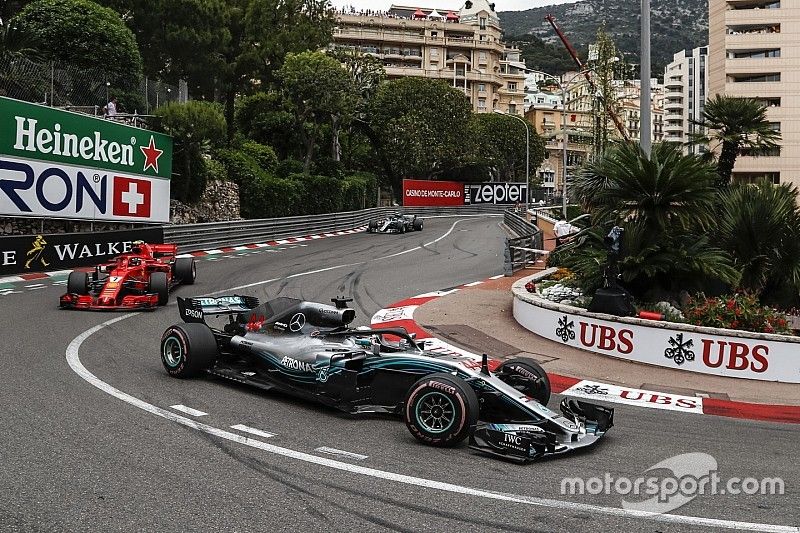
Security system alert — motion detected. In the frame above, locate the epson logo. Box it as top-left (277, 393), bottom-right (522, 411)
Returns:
top-left (184, 308), bottom-right (203, 319)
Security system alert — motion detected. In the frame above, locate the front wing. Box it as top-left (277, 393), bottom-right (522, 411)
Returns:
top-left (469, 399), bottom-right (614, 462)
top-left (59, 293), bottom-right (160, 310)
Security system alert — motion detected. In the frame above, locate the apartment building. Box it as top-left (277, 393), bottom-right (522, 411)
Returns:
top-left (664, 46), bottom-right (709, 154)
top-left (332, 0), bottom-right (527, 114)
top-left (709, 0), bottom-right (792, 185)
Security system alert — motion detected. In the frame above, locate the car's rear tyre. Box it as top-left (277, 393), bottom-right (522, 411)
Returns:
top-left (412, 218), bottom-right (423, 231)
top-left (67, 271), bottom-right (89, 295)
top-left (367, 220), bottom-right (377, 233)
top-left (404, 373), bottom-right (479, 447)
top-left (148, 271), bottom-right (169, 305)
top-left (399, 224), bottom-right (406, 234)
top-left (497, 357), bottom-right (551, 405)
top-left (160, 323), bottom-right (218, 377)
top-left (174, 257), bottom-right (196, 285)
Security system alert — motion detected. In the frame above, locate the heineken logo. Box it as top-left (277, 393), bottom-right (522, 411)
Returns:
top-left (13, 117), bottom-right (163, 174)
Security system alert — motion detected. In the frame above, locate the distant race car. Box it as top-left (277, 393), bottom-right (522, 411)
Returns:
top-left (367, 213), bottom-right (423, 234)
top-left (60, 241), bottom-right (196, 310)
top-left (159, 295), bottom-right (613, 462)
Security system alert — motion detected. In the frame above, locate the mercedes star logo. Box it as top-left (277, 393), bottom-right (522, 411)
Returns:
top-left (289, 313), bottom-right (306, 332)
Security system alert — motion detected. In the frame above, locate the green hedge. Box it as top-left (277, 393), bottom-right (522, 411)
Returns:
top-left (215, 148), bottom-right (378, 218)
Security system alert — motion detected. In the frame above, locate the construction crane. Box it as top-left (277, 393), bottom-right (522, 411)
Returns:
top-left (545, 14), bottom-right (630, 141)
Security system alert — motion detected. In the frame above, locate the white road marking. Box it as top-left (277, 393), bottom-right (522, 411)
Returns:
top-left (169, 404), bottom-right (208, 417)
top-left (231, 424), bottom-right (276, 439)
top-left (65, 321), bottom-right (795, 532)
top-left (25, 283), bottom-right (45, 288)
top-left (463, 281), bottom-right (484, 287)
top-left (315, 447), bottom-right (368, 461)
top-left (489, 274), bottom-right (505, 280)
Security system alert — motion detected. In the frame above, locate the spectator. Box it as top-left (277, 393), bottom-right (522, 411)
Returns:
top-left (553, 219), bottom-right (577, 246)
top-left (103, 96), bottom-right (118, 119)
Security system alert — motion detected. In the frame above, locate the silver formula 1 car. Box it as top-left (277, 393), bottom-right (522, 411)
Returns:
top-left (159, 295), bottom-right (613, 462)
top-left (367, 213), bottom-right (423, 234)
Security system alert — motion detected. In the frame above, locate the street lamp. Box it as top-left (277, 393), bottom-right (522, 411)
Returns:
top-left (494, 108), bottom-right (530, 212)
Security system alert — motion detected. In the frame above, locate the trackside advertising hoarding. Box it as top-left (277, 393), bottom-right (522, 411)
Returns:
top-left (0, 97), bottom-right (172, 223)
top-left (402, 179), bottom-right (464, 206)
top-left (465, 182), bottom-right (527, 204)
top-left (0, 227), bottom-right (164, 276)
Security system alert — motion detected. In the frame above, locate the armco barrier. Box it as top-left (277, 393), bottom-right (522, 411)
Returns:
top-left (163, 205), bottom-right (506, 252)
top-left (503, 209), bottom-right (543, 275)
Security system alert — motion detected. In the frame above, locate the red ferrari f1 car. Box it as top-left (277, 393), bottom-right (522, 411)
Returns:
top-left (59, 241), bottom-right (196, 310)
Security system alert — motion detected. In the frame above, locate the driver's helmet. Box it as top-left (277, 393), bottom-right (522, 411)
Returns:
top-left (131, 240), bottom-right (145, 254)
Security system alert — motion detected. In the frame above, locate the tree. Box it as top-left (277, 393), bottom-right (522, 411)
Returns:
top-left (278, 51), bottom-right (355, 172)
top-left (368, 78), bottom-right (471, 189)
top-left (97, 0), bottom-right (230, 100)
top-left (587, 27), bottom-right (623, 155)
top-left (12, 0), bottom-right (141, 81)
top-left (717, 181), bottom-right (800, 306)
top-left (692, 96), bottom-right (781, 189)
top-left (468, 113), bottom-right (545, 182)
top-left (234, 92), bottom-right (297, 160)
top-left (155, 101), bottom-right (227, 202)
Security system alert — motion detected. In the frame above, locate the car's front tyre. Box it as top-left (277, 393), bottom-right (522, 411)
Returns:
top-left (160, 323), bottom-right (218, 378)
top-left (404, 373), bottom-right (479, 447)
top-left (148, 272), bottom-right (169, 305)
top-left (173, 257), bottom-right (196, 285)
top-left (67, 271), bottom-right (89, 295)
top-left (496, 357), bottom-right (551, 405)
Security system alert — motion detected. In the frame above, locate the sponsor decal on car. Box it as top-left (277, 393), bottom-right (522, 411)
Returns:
top-left (281, 356), bottom-right (314, 373)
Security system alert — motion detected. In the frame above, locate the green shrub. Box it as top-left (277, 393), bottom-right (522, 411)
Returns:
top-left (288, 173), bottom-right (343, 214)
top-left (155, 101), bottom-right (227, 202)
top-left (275, 158), bottom-right (305, 179)
top-left (204, 158), bottom-right (228, 182)
top-left (684, 293), bottom-right (791, 334)
top-left (214, 149), bottom-right (301, 218)
top-left (341, 172), bottom-right (378, 211)
top-left (240, 141), bottom-right (278, 173)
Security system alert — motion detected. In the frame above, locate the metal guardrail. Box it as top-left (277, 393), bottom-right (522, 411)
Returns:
top-left (503, 209), bottom-right (544, 276)
top-left (163, 204), bottom-right (506, 252)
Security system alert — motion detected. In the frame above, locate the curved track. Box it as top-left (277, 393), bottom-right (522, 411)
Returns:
top-left (2, 216), bottom-right (797, 532)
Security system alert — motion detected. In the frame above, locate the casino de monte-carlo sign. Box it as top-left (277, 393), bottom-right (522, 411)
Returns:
top-left (0, 97), bottom-right (172, 223)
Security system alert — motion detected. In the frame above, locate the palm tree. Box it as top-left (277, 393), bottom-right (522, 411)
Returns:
top-left (557, 142), bottom-right (738, 297)
top-left (691, 96), bottom-right (781, 189)
top-left (717, 181), bottom-right (800, 306)
top-left (572, 142), bottom-right (719, 232)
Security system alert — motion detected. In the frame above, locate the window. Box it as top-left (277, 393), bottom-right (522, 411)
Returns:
top-left (478, 51), bottom-right (487, 61)
top-left (478, 83), bottom-right (486, 92)
top-left (431, 48), bottom-right (439, 57)
top-left (479, 17), bottom-right (486, 30)
top-left (508, 104), bottom-right (516, 114)
top-left (431, 31), bottom-right (438, 38)
top-left (729, 49), bottom-right (780, 59)
top-left (478, 97), bottom-right (486, 109)
top-left (508, 82), bottom-right (517, 91)
top-left (729, 73), bottom-right (781, 82)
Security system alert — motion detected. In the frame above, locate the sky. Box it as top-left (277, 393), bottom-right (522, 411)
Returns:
top-left (330, 0), bottom-right (580, 13)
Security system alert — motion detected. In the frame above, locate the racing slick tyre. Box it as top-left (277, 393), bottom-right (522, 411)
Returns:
top-left (412, 218), bottom-right (423, 231)
top-left (174, 257), bottom-right (196, 285)
top-left (160, 323), bottom-right (218, 378)
top-left (496, 358), bottom-right (551, 406)
top-left (404, 373), bottom-right (479, 447)
top-left (399, 224), bottom-right (406, 234)
top-left (67, 271), bottom-right (89, 295)
top-left (148, 271), bottom-right (169, 306)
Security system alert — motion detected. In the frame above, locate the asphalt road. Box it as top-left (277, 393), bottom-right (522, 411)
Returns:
top-left (1, 215), bottom-right (797, 532)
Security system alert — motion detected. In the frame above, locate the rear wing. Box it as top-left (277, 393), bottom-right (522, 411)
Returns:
top-left (177, 295), bottom-right (260, 323)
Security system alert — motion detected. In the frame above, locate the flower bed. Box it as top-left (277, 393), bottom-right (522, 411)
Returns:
top-left (513, 270), bottom-right (800, 383)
